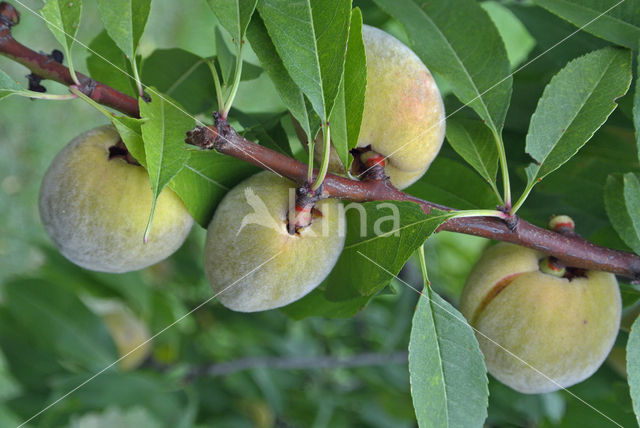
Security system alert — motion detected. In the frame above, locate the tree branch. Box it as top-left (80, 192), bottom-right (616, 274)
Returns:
top-left (183, 351), bottom-right (408, 381)
top-left (2, 1), bottom-right (640, 281)
top-left (186, 118), bottom-right (640, 281)
top-left (0, 2), bottom-right (139, 117)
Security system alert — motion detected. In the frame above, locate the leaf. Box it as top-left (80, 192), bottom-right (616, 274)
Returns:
top-left (534, 0), bottom-right (640, 49)
top-left (257, 0), bottom-right (351, 120)
top-left (627, 314), bottom-right (640, 425)
top-left (40, 0), bottom-right (82, 78)
top-left (169, 150), bottom-right (259, 227)
top-left (2, 278), bottom-right (118, 371)
top-left (604, 173), bottom-right (640, 256)
top-left (87, 30), bottom-right (137, 97)
top-left (330, 7), bottom-right (366, 170)
top-left (70, 89), bottom-right (147, 166)
top-left (523, 48), bottom-right (632, 195)
top-left (373, 0), bottom-right (512, 135)
top-left (139, 90), bottom-right (193, 240)
top-left (407, 156), bottom-right (502, 210)
top-left (96, 0), bottom-right (151, 59)
top-left (446, 118), bottom-right (499, 188)
top-left (0, 70), bottom-right (34, 99)
top-left (207, 0), bottom-right (258, 47)
top-left (246, 12), bottom-right (311, 138)
top-left (141, 49), bottom-right (217, 115)
top-left (409, 287), bottom-right (488, 428)
top-left (281, 288), bottom-right (370, 320)
top-left (325, 202), bottom-right (454, 300)
top-left (635, 49), bottom-right (640, 163)
top-left (216, 27), bottom-right (235, 84)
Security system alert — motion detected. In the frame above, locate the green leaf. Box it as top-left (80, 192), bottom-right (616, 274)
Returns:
top-left (446, 118), bottom-right (499, 190)
top-left (605, 173), bottom-right (640, 256)
top-left (627, 314), bottom-right (640, 425)
top-left (96, 0), bottom-right (151, 59)
top-left (0, 70), bottom-right (31, 100)
top-left (207, 0), bottom-right (258, 47)
top-left (40, 0), bottom-right (82, 80)
top-left (139, 90), bottom-right (193, 240)
top-left (257, 0), bottom-right (351, 120)
top-left (330, 7), bottom-right (366, 170)
top-left (281, 288), bottom-right (370, 320)
top-left (216, 27), bottom-right (235, 85)
top-left (87, 30), bottom-right (137, 97)
top-left (69, 406), bottom-right (162, 428)
top-left (635, 49), bottom-right (640, 163)
top-left (3, 278), bottom-right (118, 371)
top-left (246, 12), bottom-right (311, 138)
top-left (70, 89), bottom-right (147, 166)
top-left (409, 287), bottom-right (489, 428)
top-left (523, 48), bottom-right (632, 197)
top-left (326, 202), bottom-right (454, 300)
top-left (373, 0), bottom-right (512, 135)
top-left (141, 49), bottom-right (217, 115)
top-left (406, 156), bottom-right (502, 210)
top-left (169, 150), bottom-right (259, 227)
top-left (534, 0), bottom-right (640, 49)
top-left (481, 1), bottom-right (535, 70)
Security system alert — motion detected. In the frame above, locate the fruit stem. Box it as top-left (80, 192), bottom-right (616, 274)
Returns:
top-left (312, 121), bottom-right (331, 191)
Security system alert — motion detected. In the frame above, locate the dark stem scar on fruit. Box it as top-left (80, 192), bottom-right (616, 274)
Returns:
top-left (108, 140), bottom-right (140, 166)
top-left (471, 272), bottom-right (523, 325)
top-left (350, 145), bottom-right (389, 183)
top-left (287, 182), bottom-right (324, 235)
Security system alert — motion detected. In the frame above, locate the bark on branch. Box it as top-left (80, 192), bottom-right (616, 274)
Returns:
top-left (3, 1), bottom-right (640, 281)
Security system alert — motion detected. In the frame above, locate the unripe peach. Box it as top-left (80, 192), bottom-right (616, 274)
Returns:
top-left (460, 243), bottom-right (621, 394)
top-left (39, 125), bottom-right (193, 273)
top-left (296, 25), bottom-right (445, 189)
top-left (204, 171), bottom-right (345, 312)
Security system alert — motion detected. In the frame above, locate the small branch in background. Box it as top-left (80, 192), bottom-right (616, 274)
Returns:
top-left (183, 351), bottom-right (408, 382)
top-left (0, 2), bottom-right (139, 117)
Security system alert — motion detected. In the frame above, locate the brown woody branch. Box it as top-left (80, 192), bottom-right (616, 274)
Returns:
top-left (0, 2), bottom-right (139, 117)
top-left (2, 1), bottom-right (640, 281)
top-left (187, 118), bottom-right (640, 281)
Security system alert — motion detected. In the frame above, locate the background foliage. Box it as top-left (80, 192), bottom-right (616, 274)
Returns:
top-left (1, 0), bottom-right (639, 427)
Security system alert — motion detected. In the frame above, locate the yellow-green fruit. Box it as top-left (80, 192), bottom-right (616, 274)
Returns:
top-left (295, 25), bottom-right (445, 189)
top-left (204, 171), bottom-right (345, 312)
top-left (85, 298), bottom-right (152, 371)
top-left (358, 25), bottom-right (445, 189)
top-left (39, 125), bottom-right (193, 273)
top-left (460, 242), bottom-right (621, 394)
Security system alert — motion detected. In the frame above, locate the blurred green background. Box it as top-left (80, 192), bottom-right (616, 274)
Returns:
top-left (0, 0), bottom-right (637, 427)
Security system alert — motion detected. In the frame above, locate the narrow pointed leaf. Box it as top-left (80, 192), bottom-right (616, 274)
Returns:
top-left (409, 287), bottom-right (489, 428)
top-left (257, 0), bottom-right (350, 120)
top-left (330, 7), bottom-right (366, 170)
top-left (605, 173), bottom-right (640, 255)
top-left (246, 12), bottom-right (311, 138)
top-left (96, 0), bottom-right (151, 59)
top-left (139, 89), bottom-right (193, 240)
top-left (326, 202), bottom-right (454, 300)
top-left (0, 70), bottom-right (46, 100)
top-left (40, 0), bottom-right (82, 73)
top-left (628, 315), bottom-right (640, 424)
top-left (524, 48), bottom-right (632, 190)
top-left (207, 0), bottom-right (258, 46)
top-left (446, 118), bottom-right (498, 187)
top-left (373, 0), bottom-right (512, 135)
top-left (534, 0), bottom-right (640, 49)
top-left (87, 30), bottom-right (137, 97)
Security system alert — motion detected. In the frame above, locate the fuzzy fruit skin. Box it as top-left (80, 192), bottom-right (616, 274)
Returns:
top-left (358, 25), bottom-right (445, 189)
top-left (85, 298), bottom-right (152, 371)
top-left (460, 242), bottom-right (621, 394)
top-left (204, 171), bottom-right (345, 312)
top-left (293, 26), bottom-right (445, 189)
top-left (39, 125), bottom-right (193, 273)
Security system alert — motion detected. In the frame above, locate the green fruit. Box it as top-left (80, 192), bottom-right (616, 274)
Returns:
top-left (204, 171), bottom-right (345, 312)
top-left (460, 242), bottom-right (621, 394)
top-left (295, 25), bottom-right (445, 189)
top-left (85, 298), bottom-right (152, 371)
top-left (39, 125), bottom-right (193, 273)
